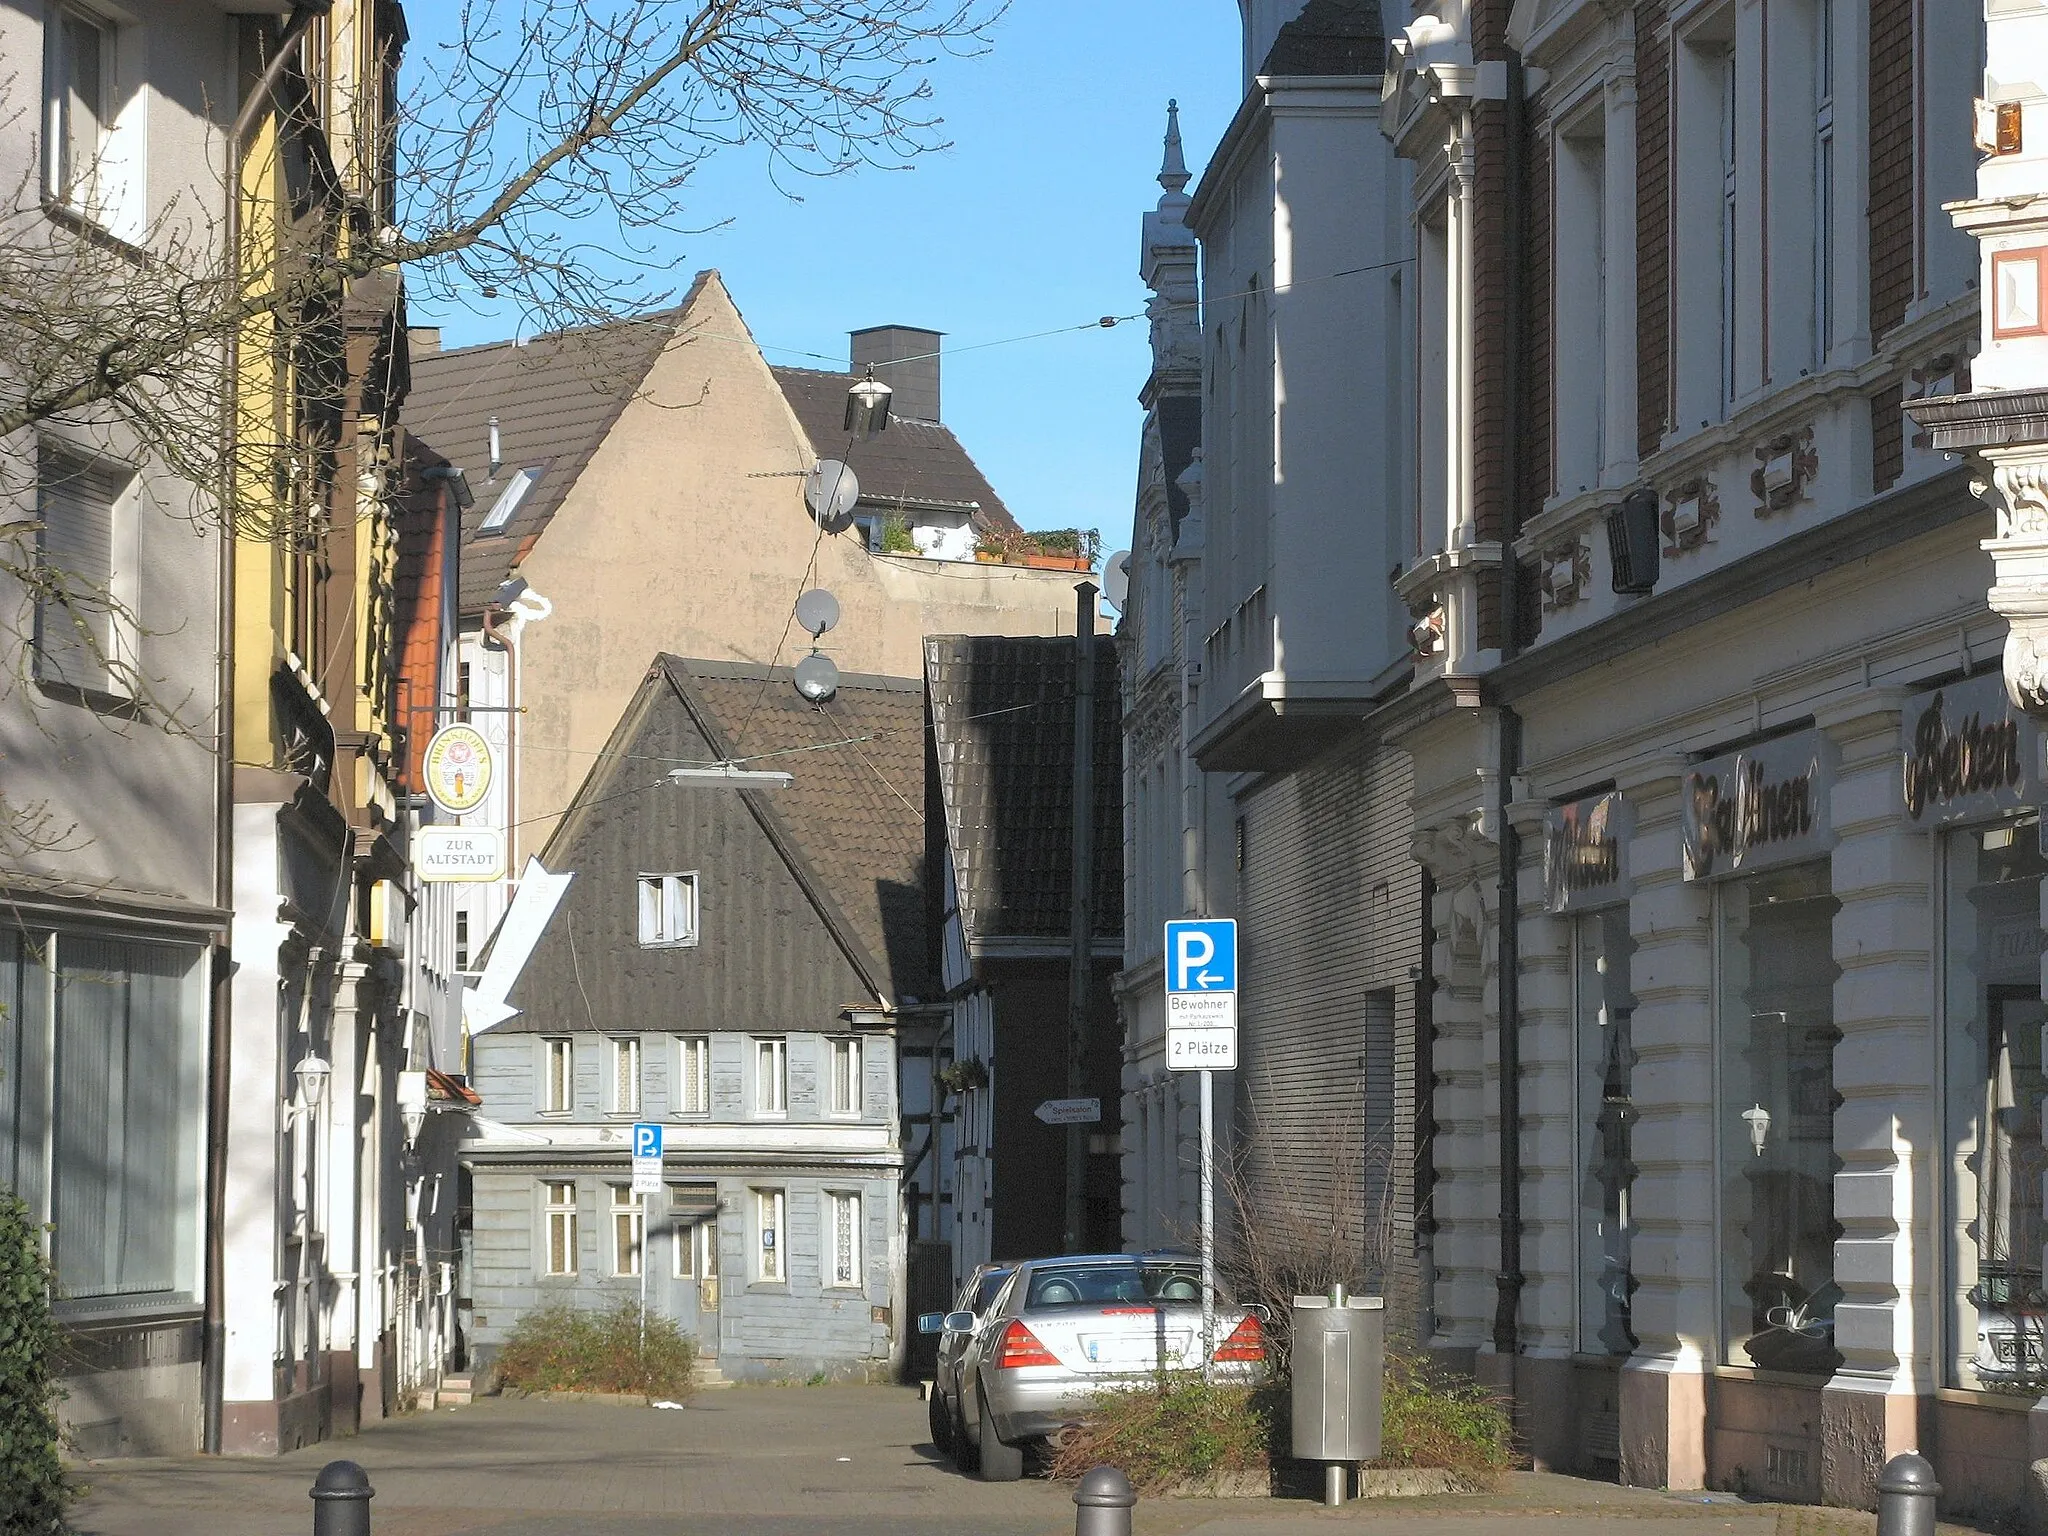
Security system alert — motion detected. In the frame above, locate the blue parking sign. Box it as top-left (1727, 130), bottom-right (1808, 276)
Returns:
top-left (632, 1122), bottom-right (663, 1160)
top-left (1164, 919), bottom-right (1236, 995)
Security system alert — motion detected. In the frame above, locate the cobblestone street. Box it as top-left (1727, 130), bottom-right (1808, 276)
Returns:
top-left (66, 1383), bottom-right (1900, 1536)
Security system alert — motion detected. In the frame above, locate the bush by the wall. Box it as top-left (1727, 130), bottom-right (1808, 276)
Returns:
top-left (1375, 1349), bottom-right (1514, 1481)
top-left (0, 1189), bottom-right (67, 1534)
top-left (494, 1301), bottom-right (696, 1400)
top-left (1048, 1374), bottom-right (1276, 1493)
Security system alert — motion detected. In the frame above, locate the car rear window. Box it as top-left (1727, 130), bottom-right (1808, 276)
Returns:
top-left (1024, 1262), bottom-right (1210, 1308)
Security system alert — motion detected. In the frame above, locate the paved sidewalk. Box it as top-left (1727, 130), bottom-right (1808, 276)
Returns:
top-left (64, 1385), bottom-right (1945, 1536)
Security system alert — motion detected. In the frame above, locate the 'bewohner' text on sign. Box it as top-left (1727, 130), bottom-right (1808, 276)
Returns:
top-left (416, 825), bottom-right (506, 883)
top-left (1165, 918), bottom-right (1237, 1071)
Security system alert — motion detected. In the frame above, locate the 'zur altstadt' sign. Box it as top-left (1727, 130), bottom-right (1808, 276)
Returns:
top-left (416, 826), bottom-right (506, 883)
top-left (1682, 729), bottom-right (1835, 881)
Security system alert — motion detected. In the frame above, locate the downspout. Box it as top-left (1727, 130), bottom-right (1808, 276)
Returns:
top-left (205, 2), bottom-right (328, 1455)
top-left (1490, 51), bottom-right (1530, 1367)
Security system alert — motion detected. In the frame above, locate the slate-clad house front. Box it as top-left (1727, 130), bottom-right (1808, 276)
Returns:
top-left (462, 656), bottom-right (935, 1383)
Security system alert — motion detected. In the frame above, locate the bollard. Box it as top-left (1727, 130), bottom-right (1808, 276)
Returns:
top-left (309, 1459), bottom-right (374, 1536)
top-left (1876, 1451), bottom-right (1941, 1536)
top-left (1074, 1465), bottom-right (1136, 1536)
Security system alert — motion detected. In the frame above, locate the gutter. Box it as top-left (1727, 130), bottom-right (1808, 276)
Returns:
top-left (204, 1), bottom-right (330, 1455)
top-left (1491, 53), bottom-right (1529, 1367)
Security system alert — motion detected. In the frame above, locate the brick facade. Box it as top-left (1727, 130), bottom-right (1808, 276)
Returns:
top-left (1636, 0), bottom-right (1671, 457)
top-left (1868, 0), bottom-right (1915, 342)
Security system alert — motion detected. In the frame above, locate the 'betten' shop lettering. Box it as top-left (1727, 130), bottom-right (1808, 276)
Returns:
top-left (1903, 688), bottom-right (2023, 822)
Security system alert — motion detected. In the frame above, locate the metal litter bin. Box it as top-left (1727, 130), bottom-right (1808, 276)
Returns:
top-left (1290, 1287), bottom-right (1384, 1505)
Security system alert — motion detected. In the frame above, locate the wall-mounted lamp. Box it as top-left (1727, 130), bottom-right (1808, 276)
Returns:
top-left (292, 1054), bottom-right (331, 1115)
top-left (1742, 1102), bottom-right (1771, 1157)
top-left (398, 1069), bottom-right (429, 1149)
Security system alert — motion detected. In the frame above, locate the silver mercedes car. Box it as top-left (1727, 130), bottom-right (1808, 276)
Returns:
top-left (950, 1252), bottom-right (1268, 1481)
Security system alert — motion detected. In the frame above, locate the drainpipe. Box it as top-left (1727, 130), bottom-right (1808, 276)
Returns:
top-left (1489, 51), bottom-right (1530, 1367)
top-left (205, 1), bottom-right (329, 1455)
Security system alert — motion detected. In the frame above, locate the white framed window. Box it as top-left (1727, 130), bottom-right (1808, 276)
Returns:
top-left (675, 1035), bottom-right (710, 1115)
top-left (637, 873), bottom-right (699, 948)
top-left (609, 1185), bottom-right (644, 1277)
top-left (1552, 106), bottom-right (1608, 496)
top-left (606, 1036), bottom-right (641, 1116)
top-left (543, 1181), bottom-right (578, 1276)
top-left (44, 4), bottom-right (107, 211)
top-left (35, 440), bottom-right (134, 694)
top-left (753, 1037), bottom-right (787, 1118)
top-left (541, 1037), bottom-right (572, 1115)
top-left (825, 1190), bottom-right (861, 1288)
top-left (753, 1187), bottom-right (785, 1282)
top-left (830, 1037), bottom-right (862, 1118)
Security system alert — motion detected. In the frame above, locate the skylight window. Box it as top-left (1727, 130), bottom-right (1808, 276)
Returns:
top-left (479, 466), bottom-right (544, 532)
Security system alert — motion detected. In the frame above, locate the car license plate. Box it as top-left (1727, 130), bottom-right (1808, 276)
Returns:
top-left (1079, 1333), bottom-right (1192, 1365)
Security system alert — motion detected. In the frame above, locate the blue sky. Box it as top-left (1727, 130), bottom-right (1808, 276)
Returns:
top-left (415, 4), bottom-right (1243, 547)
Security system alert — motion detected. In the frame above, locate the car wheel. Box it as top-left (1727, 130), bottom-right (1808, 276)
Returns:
top-left (928, 1385), bottom-right (954, 1454)
top-left (976, 1384), bottom-right (1024, 1482)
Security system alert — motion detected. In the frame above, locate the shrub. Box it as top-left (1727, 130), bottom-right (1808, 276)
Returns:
top-left (879, 515), bottom-right (918, 555)
top-left (494, 1300), bottom-right (697, 1400)
top-left (1048, 1373), bottom-right (1275, 1494)
top-left (0, 1188), bottom-right (67, 1534)
top-left (1374, 1349), bottom-right (1514, 1481)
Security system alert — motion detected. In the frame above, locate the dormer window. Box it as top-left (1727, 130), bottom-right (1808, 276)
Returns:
top-left (479, 466), bottom-right (544, 533)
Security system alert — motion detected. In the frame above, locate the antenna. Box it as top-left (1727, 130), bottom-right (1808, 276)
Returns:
top-left (1102, 551), bottom-right (1131, 613)
top-left (805, 460), bottom-right (861, 528)
top-left (795, 589), bottom-right (841, 639)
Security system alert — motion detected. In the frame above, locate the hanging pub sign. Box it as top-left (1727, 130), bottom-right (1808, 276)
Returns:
top-left (1899, 672), bottom-right (2042, 828)
top-left (1544, 791), bottom-right (1632, 913)
top-left (1682, 729), bottom-right (1835, 881)
top-left (423, 723), bottom-right (495, 816)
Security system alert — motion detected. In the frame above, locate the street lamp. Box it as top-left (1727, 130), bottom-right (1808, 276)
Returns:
top-left (844, 368), bottom-right (892, 435)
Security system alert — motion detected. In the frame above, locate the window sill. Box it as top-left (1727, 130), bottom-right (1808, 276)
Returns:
top-left (1709, 1363), bottom-right (1834, 1390)
top-left (1934, 1385), bottom-right (2041, 1412)
top-left (41, 198), bottom-right (147, 263)
top-left (36, 676), bottom-right (146, 721)
top-left (53, 1297), bottom-right (201, 1325)
top-left (748, 1281), bottom-right (789, 1292)
top-left (637, 939), bottom-right (700, 951)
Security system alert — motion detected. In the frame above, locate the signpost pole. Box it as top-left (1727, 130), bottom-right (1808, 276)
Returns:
top-left (1199, 1066), bottom-right (1216, 1383)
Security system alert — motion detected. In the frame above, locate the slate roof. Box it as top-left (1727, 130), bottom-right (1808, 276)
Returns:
top-left (664, 655), bottom-right (934, 1001)
top-left (1260, 0), bottom-right (1385, 75)
top-left (402, 280), bottom-right (706, 611)
top-left (924, 636), bottom-right (1123, 943)
top-left (772, 367), bottom-right (1023, 538)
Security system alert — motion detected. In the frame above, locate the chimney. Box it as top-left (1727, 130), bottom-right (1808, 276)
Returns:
top-left (409, 326), bottom-right (442, 356)
top-left (850, 325), bottom-right (942, 423)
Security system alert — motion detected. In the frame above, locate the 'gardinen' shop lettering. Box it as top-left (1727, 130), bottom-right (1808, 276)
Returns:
top-left (1688, 758), bottom-right (1814, 872)
top-left (1904, 688), bottom-right (2022, 821)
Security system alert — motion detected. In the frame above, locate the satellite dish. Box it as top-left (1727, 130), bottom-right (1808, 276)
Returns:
top-left (1102, 550), bottom-right (1131, 613)
top-left (793, 652), bottom-right (840, 703)
top-left (805, 460), bottom-right (861, 527)
top-left (795, 589), bottom-right (841, 639)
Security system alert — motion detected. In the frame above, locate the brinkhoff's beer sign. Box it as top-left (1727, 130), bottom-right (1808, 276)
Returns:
top-left (1544, 792), bottom-right (1631, 914)
top-left (1899, 673), bottom-right (2041, 828)
top-left (1682, 730), bottom-right (1836, 881)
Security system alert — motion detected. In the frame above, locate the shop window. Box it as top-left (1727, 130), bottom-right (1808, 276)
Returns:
top-left (753, 1187), bottom-right (785, 1282)
top-left (1942, 819), bottom-right (2048, 1391)
top-left (1575, 908), bottom-right (1638, 1355)
top-left (1716, 863), bottom-right (1842, 1374)
top-left (49, 936), bottom-right (202, 1305)
top-left (826, 1190), bottom-right (861, 1287)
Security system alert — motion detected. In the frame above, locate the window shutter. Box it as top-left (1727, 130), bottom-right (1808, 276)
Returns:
top-left (36, 444), bottom-right (124, 690)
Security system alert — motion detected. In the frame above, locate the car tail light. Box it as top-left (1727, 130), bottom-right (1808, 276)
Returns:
top-left (995, 1320), bottom-right (1059, 1369)
top-left (1213, 1315), bottom-right (1265, 1363)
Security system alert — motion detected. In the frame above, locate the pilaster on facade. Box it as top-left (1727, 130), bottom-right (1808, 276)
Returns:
top-left (1612, 764), bottom-right (1712, 1491)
